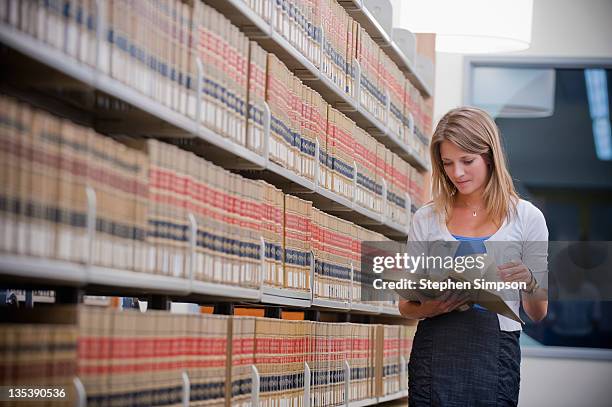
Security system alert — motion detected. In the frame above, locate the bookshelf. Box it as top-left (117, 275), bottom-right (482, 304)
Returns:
top-left (0, 0), bottom-right (430, 405)
top-left (0, 24), bottom-right (412, 240)
top-left (337, 0), bottom-right (434, 96)
top-left (203, 0), bottom-right (430, 172)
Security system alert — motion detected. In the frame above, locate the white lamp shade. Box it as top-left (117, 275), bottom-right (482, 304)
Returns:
top-left (390, 0), bottom-right (534, 53)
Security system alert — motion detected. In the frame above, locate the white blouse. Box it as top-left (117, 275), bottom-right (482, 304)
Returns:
top-left (407, 199), bottom-right (549, 332)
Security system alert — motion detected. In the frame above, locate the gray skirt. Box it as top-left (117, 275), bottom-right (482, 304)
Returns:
top-left (408, 307), bottom-right (521, 407)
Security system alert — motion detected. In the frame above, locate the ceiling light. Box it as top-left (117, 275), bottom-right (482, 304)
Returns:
top-left (390, 0), bottom-right (534, 54)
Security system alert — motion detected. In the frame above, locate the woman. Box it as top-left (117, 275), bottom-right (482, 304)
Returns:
top-left (399, 107), bottom-right (548, 406)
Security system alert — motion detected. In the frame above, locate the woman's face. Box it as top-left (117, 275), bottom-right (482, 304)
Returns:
top-left (440, 140), bottom-right (490, 197)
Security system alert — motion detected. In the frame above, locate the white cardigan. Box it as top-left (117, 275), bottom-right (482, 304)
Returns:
top-left (407, 199), bottom-right (549, 331)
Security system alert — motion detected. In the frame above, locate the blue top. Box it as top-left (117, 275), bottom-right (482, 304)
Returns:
top-left (452, 234), bottom-right (491, 311)
top-left (452, 234), bottom-right (491, 257)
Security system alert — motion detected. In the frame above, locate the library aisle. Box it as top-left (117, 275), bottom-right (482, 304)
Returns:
top-left (0, 0), bottom-right (435, 406)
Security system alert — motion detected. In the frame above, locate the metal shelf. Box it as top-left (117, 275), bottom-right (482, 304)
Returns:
top-left (191, 280), bottom-right (261, 301)
top-left (204, 0), bottom-right (430, 172)
top-left (262, 285), bottom-right (312, 300)
top-left (261, 293), bottom-right (312, 308)
top-left (0, 254), bottom-right (86, 286)
top-left (350, 302), bottom-right (381, 314)
top-left (349, 397), bottom-right (380, 407)
top-left (378, 389), bottom-right (409, 403)
top-left (380, 306), bottom-right (402, 316)
top-left (312, 297), bottom-right (350, 311)
top-left (88, 266), bottom-right (191, 295)
top-left (338, 0), bottom-right (433, 97)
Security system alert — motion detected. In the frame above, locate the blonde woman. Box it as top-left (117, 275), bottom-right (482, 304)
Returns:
top-left (399, 107), bottom-right (548, 406)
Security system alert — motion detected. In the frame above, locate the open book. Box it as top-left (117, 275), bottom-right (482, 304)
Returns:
top-left (386, 254), bottom-right (524, 323)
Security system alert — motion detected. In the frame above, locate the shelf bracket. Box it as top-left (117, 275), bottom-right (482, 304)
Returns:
top-left (304, 361), bottom-right (311, 407)
top-left (181, 371), bottom-right (191, 407)
top-left (251, 365), bottom-right (260, 406)
top-left (73, 376), bottom-right (87, 407)
top-left (344, 360), bottom-right (351, 406)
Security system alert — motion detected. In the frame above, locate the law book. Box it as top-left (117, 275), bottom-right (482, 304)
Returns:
top-left (229, 316), bottom-right (256, 407)
top-left (384, 53), bottom-right (406, 144)
top-left (79, 305), bottom-right (113, 406)
top-left (114, 142), bottom-right (131, 271)
top-left (313, 91), bottom-right (328, 189)
top-left (172, 144), bottom-right (189, 278)
top-left (55, 120), bottom-right (81, 263)
top-left (33, 111), bottom-right (61, 258)
top-left (283, 194), bottom-right (312, 293)
top-left (266, 53), bottom-right (291, 168)
top-left (109, 0), bottom-right (126, 85)
top-left (87, 133), bottom-right (105, 267)
top-left (288, 75), bottom-right (303, 175)
top-left (260, 180), bottom-right (284, 288)
top-left (0, 96), bottom-right (19, 254)
top-left (345, 17), bottom-right (356, 96)
top-left (373, 325), bottom-right (384, 398)
top-left (335, 1), bottom-right (349, 92)
top-left (249, 179), bottom-right (265, 287)
top-left (124, 310), bottom-right (151, 406)
top-left (311, 207), bottom-right (322, 298)
top-left (197, 157), bottom-right (218, 283)
top-left (386, 151), bottom-right (400, 225)
top-left (329, 108), bottom-right (355, 201)
top-left (238, 27), bottom-right (250, 147)
top-left (353, 126), bottom-right (371, 212)
top-left (15, 102), bottom-right (33, 257)
top-left (133, 147), bottom-right (149, 273)
top-left (76, 0), bottom-right (93, 68)
top-left (105, 135), bottom-right (123, 269)
top-left (382, 147), bottom-right (392, 222)
top-left (45, 0), bottom-right (65, 51)
top-left (380, 325), bottom-right (400, 396)
top-left (246, 41), bottom-right (267, 155)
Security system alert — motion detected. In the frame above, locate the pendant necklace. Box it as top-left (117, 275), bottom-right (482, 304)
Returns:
top-left (461, 202), bottom-right (481, 217)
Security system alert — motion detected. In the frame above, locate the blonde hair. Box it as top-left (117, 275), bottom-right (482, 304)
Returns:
top-left (430, 106), bottom-right (518, 226)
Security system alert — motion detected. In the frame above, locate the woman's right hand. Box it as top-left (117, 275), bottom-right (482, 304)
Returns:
top-left (399, 291), bottom-right (471, 319)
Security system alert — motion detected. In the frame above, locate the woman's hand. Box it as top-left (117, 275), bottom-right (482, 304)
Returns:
top-left (497, 261), bottom-right (533, 286)
top-left (399, 291), bottom-right (471, 319)
top-left (497, 260), bottom-right (548, 322)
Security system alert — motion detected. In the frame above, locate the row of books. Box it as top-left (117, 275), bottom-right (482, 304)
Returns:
top-left (0, 95), bottom-right (149, 270)
top-left (264, 51), bottom-right (425, 219)
top-left (0, 95), bottom-right (405, 305)
top-left (240, 0), bottom-right (433, 164)
top-left (0, 306), bottom-right (416, 406)
top-left (1, 0), bottom-right (431, 170)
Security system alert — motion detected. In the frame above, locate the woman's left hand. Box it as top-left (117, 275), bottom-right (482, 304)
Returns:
top-left (497, 261), bottom-right (532, 284)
